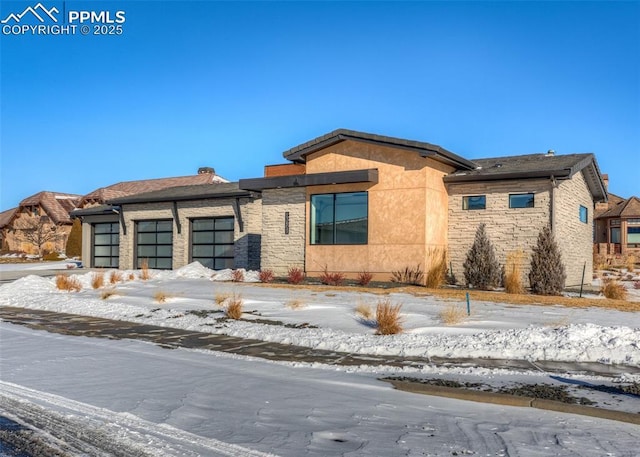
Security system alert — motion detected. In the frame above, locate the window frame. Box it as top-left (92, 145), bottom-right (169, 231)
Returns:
top-left (509, 193), bottom-right (535, 209)
top-left (92, 222), bottom-right (119, 268)
top-left (462, 195), bottom-right (486, 210)
top-left (310, 191), bottom-right (368, 245)
top-left (579, 205), bottom-right (588, 224)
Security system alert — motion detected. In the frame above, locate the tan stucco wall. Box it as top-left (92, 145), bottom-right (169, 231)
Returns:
top-left (303, 140), bottom-right (454, 281)
top-left (118, 197), bottom-right (261, 270)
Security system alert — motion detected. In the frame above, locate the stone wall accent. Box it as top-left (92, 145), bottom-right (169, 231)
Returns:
top-left (447, 179), bottom-right (552, 286)
top-left (554, 171), bottom-right (594, 286)
top-left (118, 196), bottom-right (262, 271)
top-left (260, 188), bottom-right (306, 275)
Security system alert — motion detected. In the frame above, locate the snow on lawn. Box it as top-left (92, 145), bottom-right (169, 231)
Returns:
top-left (1, 262), bottom-right (640, 367)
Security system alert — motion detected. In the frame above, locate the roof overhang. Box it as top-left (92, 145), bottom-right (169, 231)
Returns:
top-left (239, 168), bottom-right (379, 191)
top-left (108, 190), bottom-right (253, 205)
top-left (70, 205), bottom-right (119, 218)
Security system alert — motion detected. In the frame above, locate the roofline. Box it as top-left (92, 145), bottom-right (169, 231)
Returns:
top-left (70, 206), bottom-right (120, 218)
top-left (239, 169), bottom-right (379, 191)
top-left (282, 129), bottom-right (476, 171)
top-left (107, 190), bottom-right (254, 205)
top-left (444, 168), bottom-right (573, 183)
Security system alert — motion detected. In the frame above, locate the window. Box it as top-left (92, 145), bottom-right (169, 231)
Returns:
top-left (191, 217), bottom-right (235, 270)
top-left (310, 192), bottom-right (368, 245)
top-left (463, 195), bottom-right (486, 210)
top-left (93, 222), bottom-right (119, 268)
top-left (611, 227), bottom-right (621, 244)
top-left (136, 220), bottom-right (173, 269)
top-left (509, 193), bottom-right (534, 208)
top-left (628, 227), bottom-right (640, 247)
top-left (579, 205), bottom-right (588, 223)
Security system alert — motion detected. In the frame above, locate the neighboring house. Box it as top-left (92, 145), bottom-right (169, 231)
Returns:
top-left (73, 183), bottom-right (261, 270)
top-left (0, 191), bottom-right (81, 254)
top-left (239, 129), bottom-right (607, 287)
top-left (594, 182), bottom-right (640, 259)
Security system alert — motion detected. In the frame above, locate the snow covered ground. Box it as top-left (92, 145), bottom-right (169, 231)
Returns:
top-left (1, 262), bottom-right (640, 455)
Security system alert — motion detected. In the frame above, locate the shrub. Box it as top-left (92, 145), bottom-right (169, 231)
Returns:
top-left (287, 267), bottom-right (305, 285)
top-left (391, 265), bottom-right (424, 286)
top-left (128, 273), bottom-right (135, 281)
top-left (139, 259), bottom-right (151, 280)
top-left (424, 248), bottom-right (447, 289)
top-left (504, 250), bottom-right (525, 294)
top-left (375, 299), bottom-right (403, 335)
top-left (593, 253), bottom-right (608, 271)
top-left (529, 226), bottom-right (566, 295)
top-left (439, 304), bottom-right (467, 325)
top-left (154, 290), bottom-right (171, 303)
top-left (43, 251), bottom-right (63, 261)
top-left (285, 297), bottom-right (305, 309)
top-left (319, 267), bottom-right (345, 286)
top-left (625, 254), bottom-right (637, 273)
top-left (55, 274), bottom-right (81, 292)
top-left (463, 224), bottom-right (501, 290)
top-left (355, 301), bottom-right (374, 320)
top-left (100, 289), bottom-right (117, 300)
top-left (91, 272), bottom-right (105, 289)
top-left (225, 294), bottom-right (244, 319)
top-left (109, 270), bottom-right (123, 284)
top-left (215, 292), bottom-right (231, 306)
top-left (357, 271), bottom-right (373, 287)
top-left (601, 279), bottom-right (627, 300)
top-left (65, 218), bottom-right (82, 258)
top-left (258, 269), bottom-right (274, 283)
top-left (231, 269), bottom-right (245, 282)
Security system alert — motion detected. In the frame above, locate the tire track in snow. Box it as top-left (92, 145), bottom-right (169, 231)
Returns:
top-left (0, 381), bottom-right (279, 457)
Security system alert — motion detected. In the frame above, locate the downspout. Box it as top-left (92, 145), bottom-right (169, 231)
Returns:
top-left (550, 175), bottom-right (557, 232)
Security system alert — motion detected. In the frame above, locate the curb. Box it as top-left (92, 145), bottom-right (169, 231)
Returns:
top-left (386, 380), bottom-right (640, 426)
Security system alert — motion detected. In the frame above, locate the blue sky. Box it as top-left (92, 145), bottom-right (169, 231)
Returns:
top-left (1, 1), bottom-right (638, 210)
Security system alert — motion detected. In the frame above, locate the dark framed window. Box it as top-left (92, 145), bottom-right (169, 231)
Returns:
top-left (135, 220), bottom-right (173, 269)
top-left (579, 205), bottom-right (588, 223)
top-left (463, 195), bottom-right (486, 210)
top-left (628, 227), bottom-right (640, 247)
top-left (191, 217), bottom-right (235, 270)
top-left (310, 192), bottom-right (368, 245)
top-left (93, 222), bottom-right (119, 268)
top-left (509, 193), bottom-right (534, 209)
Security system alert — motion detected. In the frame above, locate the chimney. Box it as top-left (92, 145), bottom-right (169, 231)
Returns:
top-left (602, 174), bottom-right (609, 191)
top-left (198, 167), bottom-right (215, 175)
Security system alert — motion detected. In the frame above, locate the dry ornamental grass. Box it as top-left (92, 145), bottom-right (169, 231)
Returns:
top-left (601, 279), bottom-right (627, 301)
top-left (439, 304), bottom-right (467, 325)
top-left (153, 290), bottom-right (171, 303)
top-left (375, 299), bottom-right (403, 335)
top-left (258, 269), bottom-right (275, 283)
top-left (231, 269), bottom-right (245, 282)
top-left (285, 297), bottom-right (305, 309)
top-left (504, 250), bottom-right (525, 294)
top-left (100, 289), bottom-right (117, 300)
top-left (225, 294), bottom-right (244, 319)
top-left (355, 302), bottom-right (374, 320)
top-left (55, 274), bottom-right (82, 292)
top-left (91, 273), bottom-right (105, 289)
top-left (139, 259), bottom-right (151, 281)
top-left (109, 270), bottom-right (123, 284)
top-left (215, 292), bottom-right (231, 306)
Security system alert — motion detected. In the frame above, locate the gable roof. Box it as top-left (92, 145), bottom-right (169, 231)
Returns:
top-left (80, 172), bottom-right (229, 207)
top-left (0, 207), bottom-right (18, 229)
top-left (18, 191), bottom-right (82, 224)
top-left (444, 152), bottom-right (607, 201)
top-left (107, 182), bottom-right (253, 205)
top-left (283, 129), bottom-right (477, 170)
top-left (596, 196), bottom-right (640, 219)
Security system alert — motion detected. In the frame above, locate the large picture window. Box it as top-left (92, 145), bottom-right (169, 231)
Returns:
top-left (310, 192), bottom-right (368, 245)
top-left (463, 195), bottom-right (486, 210)
top-left (509, 193), bottom-right (534, 208)
top-left (628, 227), bottom-right (640, 247)
top-left (191, 217), bottom-right (235, 270)
top-left (93, 222), bottom-right (119, 268)
top-left (136, 220), bottom-right (173, 269)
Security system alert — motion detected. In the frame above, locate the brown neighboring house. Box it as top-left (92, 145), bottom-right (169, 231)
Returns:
top-left (594, 176), bottom-right (640, 259)
top-left (0, 191), bottom-right (82, 254)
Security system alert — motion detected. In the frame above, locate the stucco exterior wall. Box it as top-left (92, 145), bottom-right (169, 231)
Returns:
top-left (554, 171), bottom-right (594, 286)
top-left (260, 188), bottom-right (306, 275)
top-left (446, 179), bottom-right (552, 286)
top-left (118, 197), bottom-right (261, 270)
top-left (303, 140), bottom-right (454, 281)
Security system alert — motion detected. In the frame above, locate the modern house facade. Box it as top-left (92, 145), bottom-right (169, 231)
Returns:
top-left (56, 129), bottom-right (611, 288)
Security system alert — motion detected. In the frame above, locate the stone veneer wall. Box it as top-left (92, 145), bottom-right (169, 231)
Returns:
top-left (259, 188), bottom-right (306, 276)
top-left (553, 171), bottom-right (594, 286)
top-left (446, 179), bottom-right (552, 287)
top-left (118, 196), bottom-right (262, 270)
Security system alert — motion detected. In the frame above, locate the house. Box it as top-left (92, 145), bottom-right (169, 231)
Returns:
top-left (71, 168), bottom-right (235, 268)
top-left (594, 176), bottom-right (640, 260)
top-left (0, 191), bottom-right (81, 254)
top-left (240, 129), bottom-right (606, 287)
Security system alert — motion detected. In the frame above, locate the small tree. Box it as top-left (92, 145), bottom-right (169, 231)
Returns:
top-left (463, 224), bottom-right (501, 290)
top-left (17, 216), bottom-right (63, 256)
top-left (529, 226), bottom-right (566, 295)
top-left (65, 218), bottom-right (82, 258)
